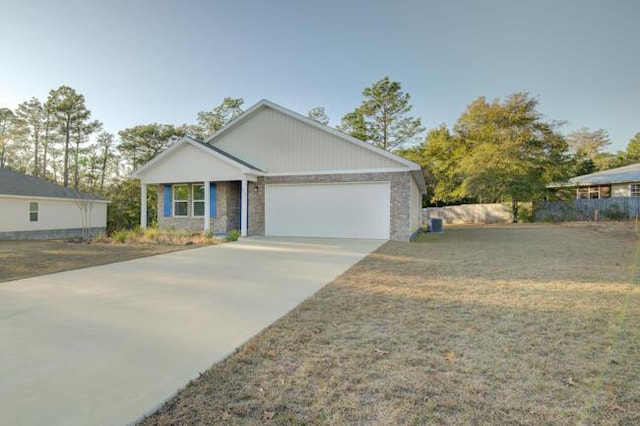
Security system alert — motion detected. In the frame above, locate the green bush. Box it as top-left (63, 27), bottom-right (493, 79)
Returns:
top-left (143, 227), bottom-right (159, 241)
top-left (516, 203), bottom-right (534, 223)
top-left (125, 228), bottom-right (141, 241)
top-left (112, 229), bottom-right (127, 243)
top-left (226, 229), bottom-right (241, 242)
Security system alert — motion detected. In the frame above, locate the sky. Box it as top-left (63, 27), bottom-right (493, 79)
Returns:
top-left (1, 0), bottom-right (639, 152)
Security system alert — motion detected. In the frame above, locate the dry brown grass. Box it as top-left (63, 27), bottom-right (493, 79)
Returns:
top-left (0, 240), bottom-right (194, 283)
top-left (142, 223), bottom-right (639, 425)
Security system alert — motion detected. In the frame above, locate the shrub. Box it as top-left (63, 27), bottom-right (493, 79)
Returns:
top-left (112, 229), bottom-right (127, 243)
top-left (125, 228), bottom-right (142, 242)
top-left (226, 229), bottom-right (241, 242)
top-left (516, 203), bottom-right (533, 223)
top-left (143, 227), bottom-right (159, 241)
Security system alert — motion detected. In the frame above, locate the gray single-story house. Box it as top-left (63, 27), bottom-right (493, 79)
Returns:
top-left (0, 168), bottom-right (108, 240)
top-left (132, 99), bottom-right (425, 241)
top-left (550, 163), bottom-right (640, 199)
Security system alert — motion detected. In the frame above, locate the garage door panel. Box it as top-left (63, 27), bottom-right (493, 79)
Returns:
top-left (265, 182), bottom-right (390, 239)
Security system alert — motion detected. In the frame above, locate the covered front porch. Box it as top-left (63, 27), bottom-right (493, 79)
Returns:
top-left (132, 136), bottom-right (264, 237)
top-left (141, 180), bottom-right (253, 236)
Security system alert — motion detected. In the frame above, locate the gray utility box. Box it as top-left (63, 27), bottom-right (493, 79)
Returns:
top-left (428, 217), bottom-right (444, 233)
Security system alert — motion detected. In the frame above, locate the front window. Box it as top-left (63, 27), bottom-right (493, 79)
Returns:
top-left (192, 184), bottom-right (205, 217)
top-left (577, 185), bottom-right (612, 199)
top-left (630, 184), bottom-right (640, 197)
top-left (173, 185), bottom-right (189, 216)
top-left (29, 202), bottom-right (38, 222)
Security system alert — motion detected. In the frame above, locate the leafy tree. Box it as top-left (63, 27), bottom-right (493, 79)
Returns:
top-left (0, 108), bottom-right (19, 168)
top-left (106, 178), bottom-right (155, 232)
top-left (398, 124), bottom-right (469, 205)
top-left (338, 109), bottom-right (369, 141)
top-left (46, 86), bottom-right (92, 187)
top-left (457, 93), bottom-right (568, 219)
top-left (339, 76), bottom-right (424, 151)
top-left (567, 127), bottom-right (610, 158)
top-left (190, 97), bottom-right (244, 139)
top-left (307, 106), bottom-right (330, 125)
top-left (15, 98), bottom-right (46, 177)
top-left (625, 132), bottom-right (640, 163)
top-left (39, 100), bottom-right (56, 180)
top-left (118, 124), bottom-right (185, 170)
top-left (414, 93), bottom-right (568, 218)
top-left (95, 132), bottom-right (117, 193)
top-left (423, 125), bottom-right (472, 204)
top-left (71, 119), bottom-right (102, 189)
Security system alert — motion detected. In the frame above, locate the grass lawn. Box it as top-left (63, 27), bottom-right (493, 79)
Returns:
top-left (140, 223), bottom-right (639, 425)
top-left (0, 240), bottom-right (193, 283)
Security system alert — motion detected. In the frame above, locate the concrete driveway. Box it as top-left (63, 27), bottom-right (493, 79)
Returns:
top-left (0, 237), bottom-right (384, 426)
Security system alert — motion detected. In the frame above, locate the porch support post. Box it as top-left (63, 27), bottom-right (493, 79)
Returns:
top-left (140, 183), bottom-right (147, 229)
top-left (241, 179), bottom-right (248, 237)
top-left (204, 180), bottom-right (211, 233)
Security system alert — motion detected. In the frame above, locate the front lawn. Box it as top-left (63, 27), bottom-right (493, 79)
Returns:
top-left (0, 239), bottom-right (194, 283)
top-left (142, 223), bottom-right (639, 424)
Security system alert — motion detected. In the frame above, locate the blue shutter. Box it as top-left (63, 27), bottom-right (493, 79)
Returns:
top-left (209, 183), bottom-right (217, 217)
top-left (163, 185), bottom-right (171, 217)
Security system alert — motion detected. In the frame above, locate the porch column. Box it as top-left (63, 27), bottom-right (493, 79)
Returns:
top-left (241, 179), bottom-right (248, 237)
top-left (140, 183), bottom-right (147, 229)
top-left (204, 180), bottom-right (211, 233)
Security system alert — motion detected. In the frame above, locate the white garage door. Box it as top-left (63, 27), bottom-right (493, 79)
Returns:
top-left (265, 182), bottom-right (390, 239)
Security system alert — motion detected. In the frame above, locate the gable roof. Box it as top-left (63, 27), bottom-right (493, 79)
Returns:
top-left (566, 163), bottom-right (640, 186)
top-left (0, 168), bottom-right (105, 201)
top-left (204, 99), bottom-right (426, 192)
top-left (131, 135), bottom-right (264, 179)
top-left (205, 99), bottom-right (423, 171)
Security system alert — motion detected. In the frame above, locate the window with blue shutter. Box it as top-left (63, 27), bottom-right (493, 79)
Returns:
top-left (210, 183), bottom-right (217, 217)
top-left (163, 185), bottom-right (171, 217)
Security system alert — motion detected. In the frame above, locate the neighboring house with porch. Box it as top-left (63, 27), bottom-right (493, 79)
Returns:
top-left (549, 163), bottom-right (640, 199)
top-left (132, 99), bottom-right (425, 241)
top-left (0, 168), bottom-right (108, 240)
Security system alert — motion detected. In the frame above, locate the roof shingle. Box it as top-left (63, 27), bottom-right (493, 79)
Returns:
top-left (0, 168), bottom-right (105, 200)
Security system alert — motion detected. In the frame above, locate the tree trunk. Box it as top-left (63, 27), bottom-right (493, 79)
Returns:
top-left (42, 112), bottom-right (50, 179)
top-left (99, 145), bottom-right (108, 193)
top-left (63, 116), bottom-right (70, 187)
top-left (34, 133), bottom-right (39, 177)
top-left (74, 131), bottom-right (80, 190)
top-left (511, 198), bottom-right (519, 223)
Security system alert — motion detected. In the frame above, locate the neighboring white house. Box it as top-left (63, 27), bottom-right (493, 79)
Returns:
top-left (132, 99), bottom-right (425, 241)
top-left (550, 163), bottom-right (640, 199)
top-left (0, 169), bottom-right (109, 240)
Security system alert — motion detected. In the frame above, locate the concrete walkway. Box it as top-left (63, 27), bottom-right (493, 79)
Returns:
top-left (0, 237), bottom-right (384, 426)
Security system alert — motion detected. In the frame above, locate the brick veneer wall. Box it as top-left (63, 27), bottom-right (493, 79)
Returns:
top-left (156, 183), bottom-right (240, 235)
top-left (249, 171), bottom-right (413, 241)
